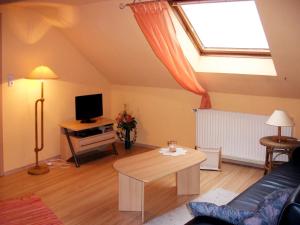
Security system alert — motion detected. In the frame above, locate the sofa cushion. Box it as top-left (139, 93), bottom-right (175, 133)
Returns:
top-left (241, 188), bottom-right (293, 225)
top-left (184, 158), bottom-right (300, 225)
top-left (228, 162), bottom-right (300, 211)
top-left (187, 202), bottom-right (253, 225)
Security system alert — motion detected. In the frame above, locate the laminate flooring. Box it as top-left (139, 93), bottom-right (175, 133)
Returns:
top-left (0, 144), bottom-right (264, 225)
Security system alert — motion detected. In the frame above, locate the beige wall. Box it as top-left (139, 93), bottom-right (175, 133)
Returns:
top-left (2, 12), bottom-right (110, 172)
top-left (0, 14), bottom-right (3, 175)
top-left (2, 1), bottom-right (300, 173)
top-left (111, 85), bottom-right (300, 148)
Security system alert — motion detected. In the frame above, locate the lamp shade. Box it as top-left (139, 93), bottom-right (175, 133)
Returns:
top-left (26, 65), bottom-right (58, 80)
top-left (266, 110), bottom-right (294, 127)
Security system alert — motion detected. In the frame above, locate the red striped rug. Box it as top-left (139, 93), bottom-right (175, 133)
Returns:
top-left (0, 196), bottom-right (62, 225)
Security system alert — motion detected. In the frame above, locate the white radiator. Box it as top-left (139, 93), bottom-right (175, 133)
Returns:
top-left (195, 109), bottom-right (293, 165)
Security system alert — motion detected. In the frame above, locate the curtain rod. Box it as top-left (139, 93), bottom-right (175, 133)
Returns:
top-left (119, 0), bottom-right (136, 9)
top-left (120, 0), bottom-right (245, 9)
top-left (171, 0), bottom-right (246, 4)
top-left (119, 0), bottom-right (163, 9)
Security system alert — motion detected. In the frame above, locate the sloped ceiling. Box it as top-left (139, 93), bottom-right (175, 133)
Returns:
top-left (61, 0), bottom-right (178, 89)
top-left (3, 0), bottom-right (300, 98)
top-left (0, 0), bottom-right (102, 5)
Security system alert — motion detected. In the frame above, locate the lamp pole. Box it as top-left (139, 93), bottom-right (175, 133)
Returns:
top-left (29, 81), bottom-right (48, 175)
top-left (26, 66), bottom-right (58, 175)
top-left (277, 126), bottom-right (281, 143)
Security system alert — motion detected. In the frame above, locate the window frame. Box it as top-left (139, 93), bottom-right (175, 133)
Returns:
top-left (171, 0), bottom-right (271, 57)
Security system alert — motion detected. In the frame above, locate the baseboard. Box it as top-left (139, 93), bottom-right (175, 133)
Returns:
top-left (115, 140), bottom-right (158, 149)
top-left (134, 142), bottom-right (159, 149)
top-left (3, 145), bottom-right (264, 175)
top-left (133, 142), bottom-right (265, 169)
top-left (3, 155), bottom-right (61, 176)
top-left (4, 142), bottom-right (156, 176)
top-left (132, 142), bottom-right (264, 169)
top-left (222, 155), bottom-right (264, 169)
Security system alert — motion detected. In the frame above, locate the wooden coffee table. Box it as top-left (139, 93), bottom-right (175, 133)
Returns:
top-left (113, 147), bottom-right (206, 222)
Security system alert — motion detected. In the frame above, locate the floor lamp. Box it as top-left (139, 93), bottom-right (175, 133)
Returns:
top-left (26, 65), bottom-right (58, 175)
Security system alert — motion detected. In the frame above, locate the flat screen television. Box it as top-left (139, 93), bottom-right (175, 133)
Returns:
top-left (75, 93), bottom-right (103, 123)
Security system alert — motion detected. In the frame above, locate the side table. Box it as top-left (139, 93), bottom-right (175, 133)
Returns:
top-left (260, 136), bottom-right (300, 175)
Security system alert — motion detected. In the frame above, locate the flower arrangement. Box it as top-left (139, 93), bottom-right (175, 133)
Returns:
top-left (116, 111), bottom-right (137, 131)
top-left (116, 109), bottom-right (137, 149)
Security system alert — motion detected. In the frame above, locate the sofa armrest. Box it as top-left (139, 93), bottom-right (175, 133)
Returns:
top-left (184, 216), bottom-right (234, 225)
top-left (290, 147), bottom-right (300, 165)
top-left (278, 185), bottom-right (300, 225)
top-left (277, 203), bottom-right (300, 225)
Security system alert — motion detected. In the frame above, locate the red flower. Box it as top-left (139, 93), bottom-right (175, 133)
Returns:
top-left (115, 110), bottom-right (137, 131)
top-left (125, 115), bottom-right (133, 123)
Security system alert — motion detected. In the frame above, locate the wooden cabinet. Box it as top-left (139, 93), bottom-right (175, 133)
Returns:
top-left (60, 117), bottom-right (117, 166)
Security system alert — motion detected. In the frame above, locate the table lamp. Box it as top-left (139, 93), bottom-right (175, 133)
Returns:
top-left (266, 110), bottom-right (294, 143)
top-left (26, 65), bottom-right (58, 175)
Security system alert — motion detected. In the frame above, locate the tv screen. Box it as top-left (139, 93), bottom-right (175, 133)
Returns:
top-left (75, 94), bottom-right (103, 123)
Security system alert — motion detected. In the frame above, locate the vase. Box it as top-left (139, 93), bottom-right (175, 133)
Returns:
top-left (125, 128), bottom-right (131, 149)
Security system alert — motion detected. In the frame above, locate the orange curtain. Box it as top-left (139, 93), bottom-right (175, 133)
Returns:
top-left (130, 0), bottom-right (211, 108)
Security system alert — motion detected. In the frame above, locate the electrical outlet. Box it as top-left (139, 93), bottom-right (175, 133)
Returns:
top-left (8, 74), bottom-right (14, 87)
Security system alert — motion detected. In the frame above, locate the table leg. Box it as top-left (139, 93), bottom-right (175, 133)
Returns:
top-left (118, 173), bottom-right (144, 221)
top-left (112, 142), bottom-right (118, 155)
top-left (64, 128), bottom-right (80, 168)
top-left (264, 147), bottom-right (269, 175)
top-left (269, 148), bottom-right (274, 172)
top-left (176, 164), bottom-right (200, 195)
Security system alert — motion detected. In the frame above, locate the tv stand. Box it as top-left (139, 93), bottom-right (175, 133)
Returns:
top-left (60, 117), bottom-right (117, 167)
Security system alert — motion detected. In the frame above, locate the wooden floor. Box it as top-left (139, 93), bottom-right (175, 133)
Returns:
top-left (0, 144), bottom-right (264, 225)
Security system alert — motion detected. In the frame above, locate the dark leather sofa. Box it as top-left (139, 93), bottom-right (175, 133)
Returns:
top-left (185, 147), bottom-right (300, 225)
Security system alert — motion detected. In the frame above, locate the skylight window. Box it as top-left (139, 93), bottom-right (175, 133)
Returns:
top-left (173, 0), bottom-right (270, 56)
